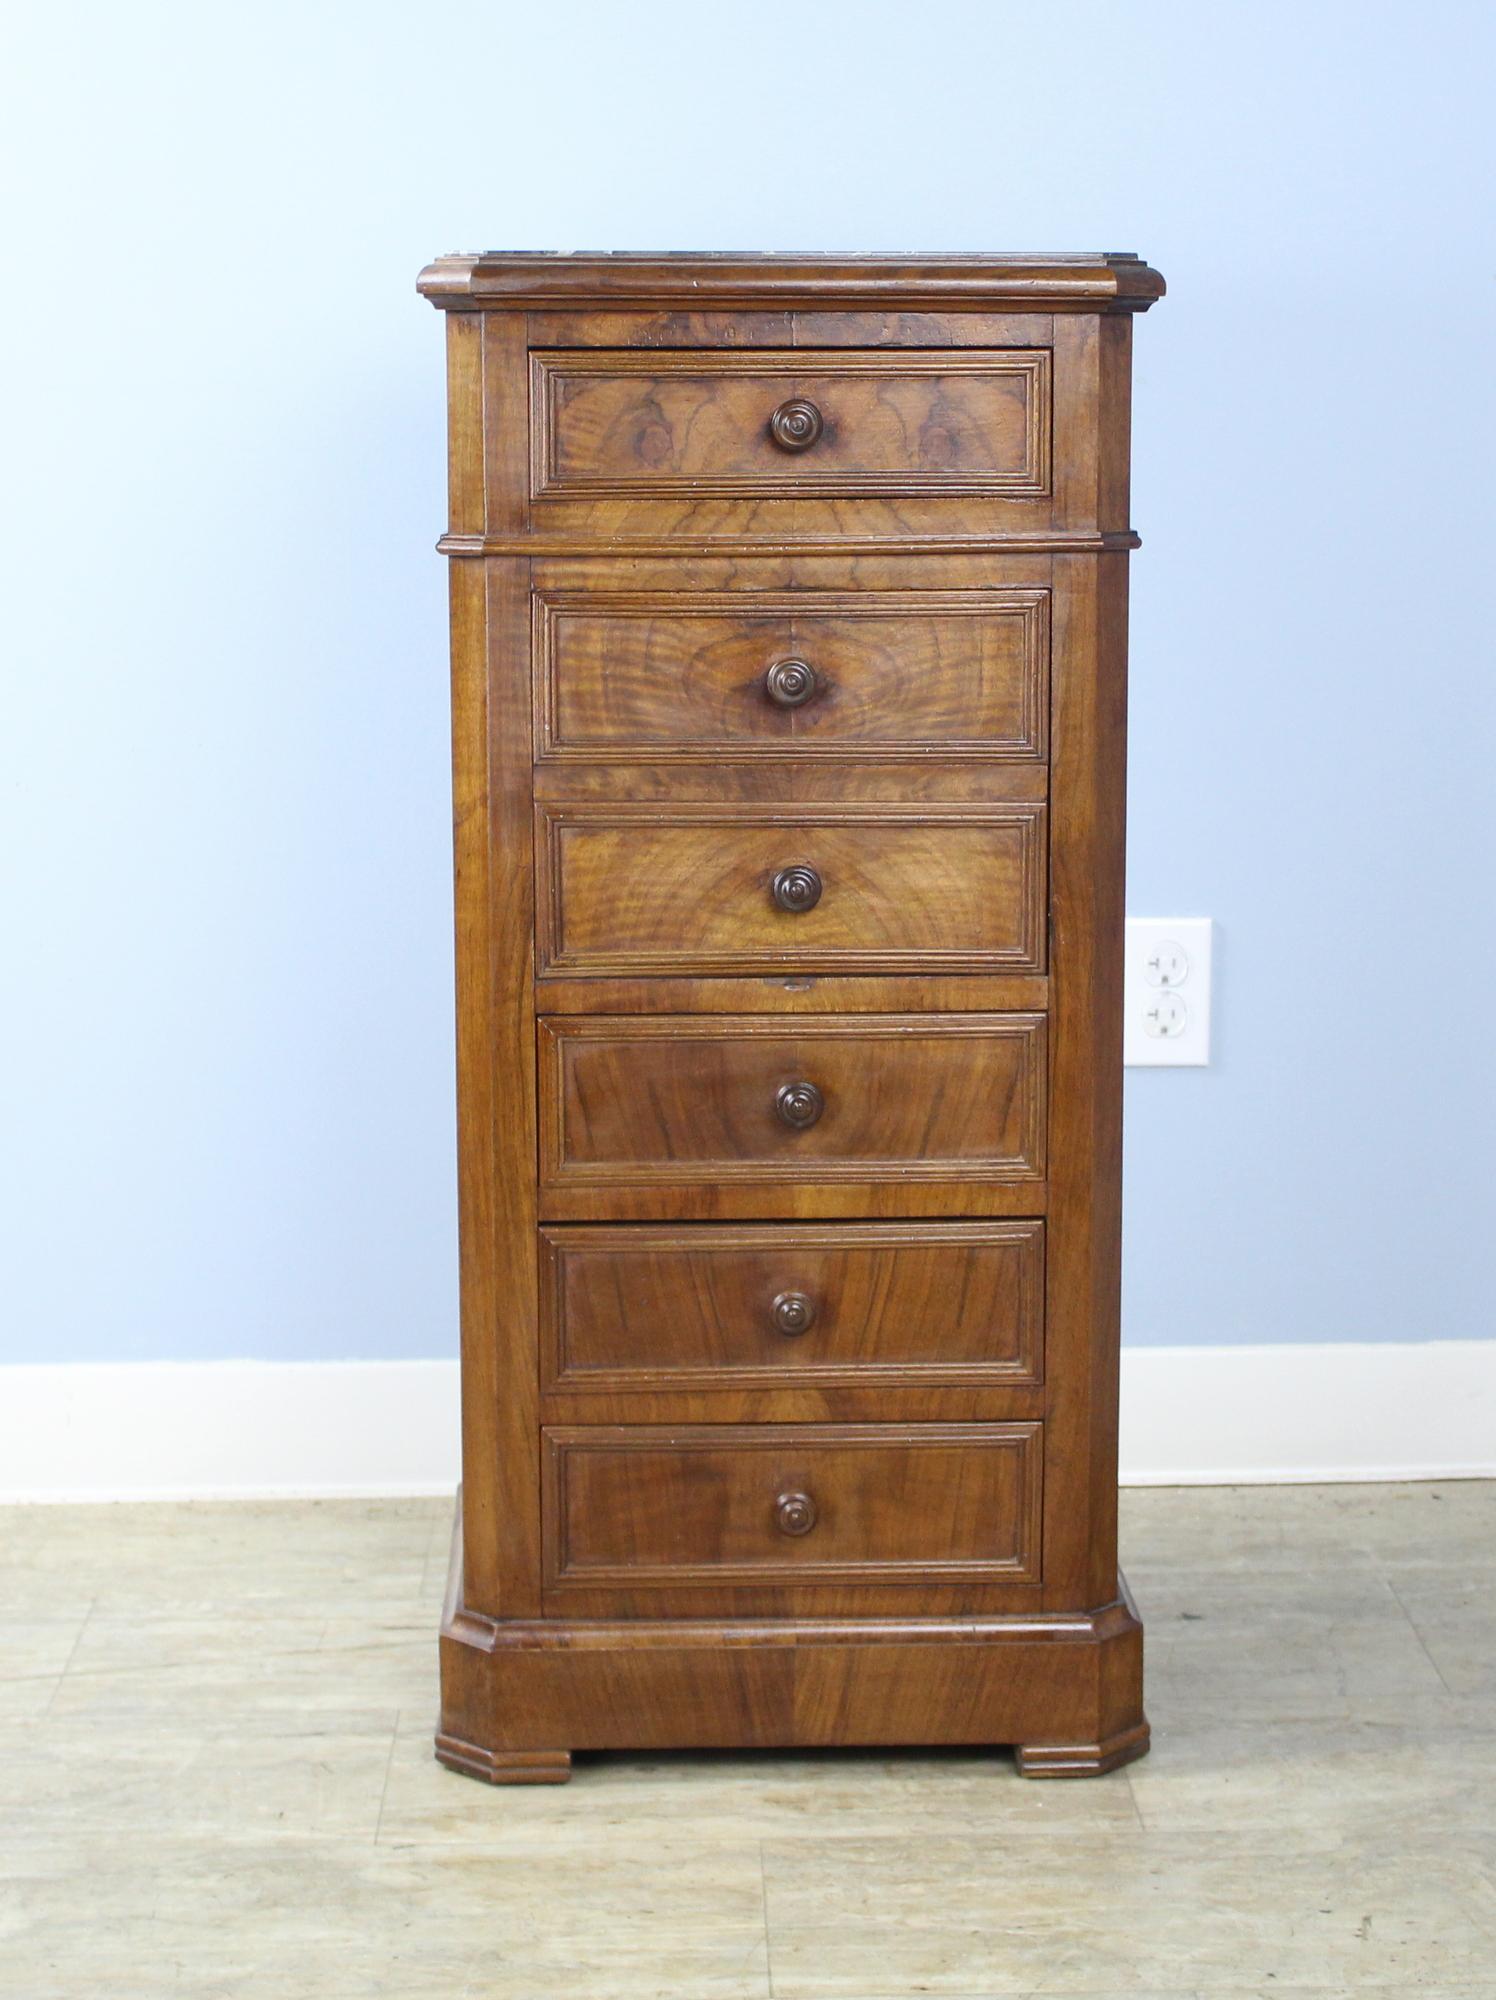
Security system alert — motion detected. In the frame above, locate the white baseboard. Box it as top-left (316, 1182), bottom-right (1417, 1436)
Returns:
top-left (1117, 1341), bottom-right (1496, 1485)
top-left (0, 1360), bottom-right (460, 1504)
top-left (0, 1342), bottom-right (1491, 1502)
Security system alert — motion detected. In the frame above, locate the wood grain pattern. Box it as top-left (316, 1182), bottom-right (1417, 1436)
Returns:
top-left (537, 1012), bottom-right (1047, 1190)
top-left (1034, 313), bottom-right (1135, 1614)
top-left (539, 1220), bottom-right (1045, 1392)
top-left (444, 314), bottom-right (483, 534)
top-left (444, 313), bottom-right (537, 1619)
top-left (530, 349), bottom-right (1050, 499)
top-left (459, 556), bottom-right (543, 1619)
top-left (534, 803), bottom-right (1047, 977)
top-left (537, 1180), bottom-right (1051, 1226)
top-left (539, 1385), bottom-right (1047, 1429)
top-left (1040, 548), bottom-right (1130, 1611)
top-left (541, 1423), bottom-right (1043, 1595)
top-left (532, 758), bottom-right (1048, 807)
top-left (534, 589), bottom-right (1048, 762)
top-left (528, 551), bottom-right (1058, 593)
top-left (432, 1738), bottom-right (573, 1785)
top-left (523, 308), bottom-right (1053, 350)
top-left (534, 973), bottom-right (1049, 1014)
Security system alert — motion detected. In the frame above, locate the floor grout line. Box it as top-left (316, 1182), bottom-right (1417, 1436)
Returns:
top-left (760, 1837), bottom-right (775, 2000)
top-left (1382, 1568), bottom-right (1455, 1695)
top-left (1121, 1758), bottom-right (1147, 1830)
top-left (40, 1594), bottom-right (96, 1719)
top-left (372, 1706), bottom-right (402, 1846)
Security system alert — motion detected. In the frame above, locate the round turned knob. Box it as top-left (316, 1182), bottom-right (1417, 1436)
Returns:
top-left (775, 1080), bottom-right (824, 1130)
top-left (764, 657), bottom-right (820, 709)
top-left (771, 864), bottom-right (822, 914)
top-left (775, 1490), bottom-right (817, 1537)
top-left (771, 1290), bottom-right (817, 1336)
top-left (768, 398), bottom-right (824, 452)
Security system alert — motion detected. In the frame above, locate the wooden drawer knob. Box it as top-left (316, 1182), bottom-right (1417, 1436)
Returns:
top-left (771, 865), bottom-right (822, 913)
top-left (774, 1080), bottom-right (824, 1130)
top-left (771, 1290), bottom-right (817, 1336)
top-left (775, 1490), bottom-right (817, 1536)
top-left (764, 657), bottom-right (820, 708)
top-left (768, 398), bottom-right (824, 452)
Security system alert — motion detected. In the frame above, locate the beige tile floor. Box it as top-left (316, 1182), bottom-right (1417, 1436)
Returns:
top-left (1, 1483), bottom-right (1494, 1998)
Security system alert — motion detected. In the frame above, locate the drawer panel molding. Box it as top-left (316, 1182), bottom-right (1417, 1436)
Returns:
top-left (540, 1220), bottom-right (1046, 1391)
top-left (533, 589), bottom-right (1050, 763)
top-left (530, 348), bottom-right (1052, 500)
top-left (535, 802), bottom-right (1047, 978)
top-left (537, 1012), bottom-right (1048, 1189)
top-left (542, 1422), bottom-right (1044, 1590)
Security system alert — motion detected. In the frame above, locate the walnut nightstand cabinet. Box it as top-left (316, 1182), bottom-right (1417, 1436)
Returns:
top-left (417, 252), bottom-right (1164, 1782)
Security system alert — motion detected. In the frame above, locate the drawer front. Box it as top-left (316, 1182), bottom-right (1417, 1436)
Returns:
top-left (537, 1013), bottom-right (1046, 1189)
top-left (540, 1221), bottom-right (1045, 1391)
top-left (530, 349), bottom-right (1051, 499)
top-left (535, 804), bottom-right (1046, 977)
top-left (543, 1423), bottom-right (1043, 1590)
top-left (534, 589), bottom-right (1049, 763)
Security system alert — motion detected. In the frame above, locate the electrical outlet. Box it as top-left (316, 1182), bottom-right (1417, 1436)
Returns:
top-left (1124, 918), bottom-right (1212, 1066)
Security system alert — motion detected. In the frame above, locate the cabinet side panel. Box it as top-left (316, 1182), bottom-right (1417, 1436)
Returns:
top-left (444, 315), bottom-right (500, 1610)
top-left (459, 556), bottom-right (541, 1618)
top-left (450, 552), bottom-right (500, 1608)
top-left (1049, 312), bottom-right (1131, 535)
top-left (1050, 317), bottom-right (1100, 533)
top-left (445, 314), bottom-right (484, 534)
top-left (1097, 318), bottom-right (1134, 534)
top-left (483, 314), bottom-right (531, 535)
top-left (1043, 549), bottom-right (1128, 1608)
top-left (448, 313), bottom-right (542, 1617)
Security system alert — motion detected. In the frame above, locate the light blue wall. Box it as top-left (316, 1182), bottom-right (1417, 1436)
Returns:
top-left (3, 1), bottom-right (1492, 1362)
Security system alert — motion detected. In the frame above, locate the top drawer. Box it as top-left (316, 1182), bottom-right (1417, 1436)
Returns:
top-left (530, 349), bottom-right (1051, 501)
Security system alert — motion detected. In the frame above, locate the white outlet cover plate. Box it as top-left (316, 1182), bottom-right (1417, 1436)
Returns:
top-left (1124, 917), bottom-right (1213, 1066)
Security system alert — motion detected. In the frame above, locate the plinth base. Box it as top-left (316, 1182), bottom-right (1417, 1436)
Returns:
top-left (435, 1504), bottom-right (1147, 1784)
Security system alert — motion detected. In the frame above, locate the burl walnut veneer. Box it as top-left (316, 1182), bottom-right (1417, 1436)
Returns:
top-left (417, 252), bottom-right (1164, 1782)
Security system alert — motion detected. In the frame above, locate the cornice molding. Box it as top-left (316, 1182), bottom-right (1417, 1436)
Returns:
top-left (416, 251), bottom-right (1165, 315)
top-left (436, 531), bottom-right (1141, 558)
